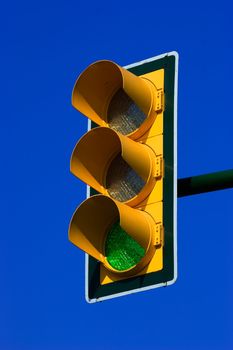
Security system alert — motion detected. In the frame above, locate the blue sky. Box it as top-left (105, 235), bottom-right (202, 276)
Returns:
top-left (1, 0), bottom-right (233, 349)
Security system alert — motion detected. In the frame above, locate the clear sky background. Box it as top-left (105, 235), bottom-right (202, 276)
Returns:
top-left (1, 1), bottom-right (233, 349)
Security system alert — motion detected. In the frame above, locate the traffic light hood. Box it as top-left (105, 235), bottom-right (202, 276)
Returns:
top-left (70, 127), bottom-right (157, 206)
top-left (69, 195), bottom-right (156, 276)
top-left (72, 60), bottom-right (157, 139)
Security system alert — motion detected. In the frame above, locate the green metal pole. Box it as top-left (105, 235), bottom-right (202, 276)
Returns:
top-left (178, 169), bottom-right (233, 197)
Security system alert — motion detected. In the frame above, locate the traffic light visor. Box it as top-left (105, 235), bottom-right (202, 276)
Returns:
top-left (70, 127), bottom-right (157, 206)
top-left (69, 195), bottom-right (156, 275)
top-left (72, 60), bottom-right (157, 139)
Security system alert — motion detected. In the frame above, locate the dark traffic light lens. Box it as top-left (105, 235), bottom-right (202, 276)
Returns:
top-left (106, 153), bottom-right (145, 202)
top-left (105, 221), bottom-right (145, 271)
top-left (107, 89), bottom-right (146, 135)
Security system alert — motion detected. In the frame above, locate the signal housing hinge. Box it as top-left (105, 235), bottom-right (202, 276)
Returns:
top-left (155, 155), bottom-right (163, 178)
top-left (155, 223), bottom-right (164, 247)
top-left (155, 89), bottom-right (164, 112)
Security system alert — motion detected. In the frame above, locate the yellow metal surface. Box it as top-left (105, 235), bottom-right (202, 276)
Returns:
top-left (69, 62), bottom-right (165, 285)
top-left (69, 195), bottom-right (117, 262)
top-left (154, 89), bottom-right (164, 112)
top-left (139, 69), bottom-right (164, 140)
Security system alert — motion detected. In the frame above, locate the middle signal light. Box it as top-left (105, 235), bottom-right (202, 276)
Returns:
top-left (70, 127), bottom-right (158, 207)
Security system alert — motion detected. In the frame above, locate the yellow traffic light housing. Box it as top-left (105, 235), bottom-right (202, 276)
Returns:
top-left (69, 52), bottom-right (178, 302)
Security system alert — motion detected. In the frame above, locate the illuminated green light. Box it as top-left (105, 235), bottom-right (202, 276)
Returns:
top-left (105, 221), bottom-right (145, 271)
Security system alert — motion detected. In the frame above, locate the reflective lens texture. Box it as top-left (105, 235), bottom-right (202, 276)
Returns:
top-left (105, 221), bottom-right (145, 271)
top-left (107, 89), bottom-right (146, 135)
top-left (106, 153), bottom-right (145, 202)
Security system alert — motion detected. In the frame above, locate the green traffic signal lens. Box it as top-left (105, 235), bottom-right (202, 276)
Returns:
top-left (105, 221), bottom-right (145, 271)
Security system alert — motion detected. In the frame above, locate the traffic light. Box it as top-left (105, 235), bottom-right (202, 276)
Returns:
top-left (69, 52), bottom-right (178, 302)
